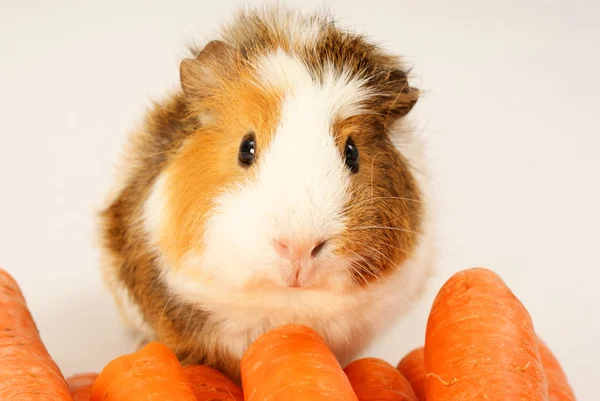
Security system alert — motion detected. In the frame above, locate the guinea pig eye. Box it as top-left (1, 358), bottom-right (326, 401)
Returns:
top-left (344, 137), bottom-right (359, 173)
top-left (238, 133), bottom-right (256, 166)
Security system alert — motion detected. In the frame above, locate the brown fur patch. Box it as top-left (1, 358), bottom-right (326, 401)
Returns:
top-left (333, 115), bottom-right (423, 286)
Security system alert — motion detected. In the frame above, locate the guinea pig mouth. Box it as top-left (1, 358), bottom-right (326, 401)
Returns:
top-left (286, 269), bottom-right (302, 288)
top-left (281, 264), bottom-right (317, 289)
top-left (283, 267), bottom-right (302, 288)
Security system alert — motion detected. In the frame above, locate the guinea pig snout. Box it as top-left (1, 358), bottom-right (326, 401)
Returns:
top-left (273, 237), bottom-right (327, 262)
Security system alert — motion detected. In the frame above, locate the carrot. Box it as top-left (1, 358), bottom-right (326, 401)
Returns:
top-left (183, 364), bottom-right (244, 401)
top-left (424, 267), bottom-right (549, 400)
top-left (240, 324), bottom-right (359, 401)
top-left (536, 336), bottom-right (576, 401)
top-left (67, 373), bottom-right (98, 401)
top-left (397, 347), bottom-right (426, 401)
top-left (90, 341), bottom-right (197, 401)
top-left (0, 268), bottom-right (74, 401)
top-left (344, 357), bottom-right (419, 401)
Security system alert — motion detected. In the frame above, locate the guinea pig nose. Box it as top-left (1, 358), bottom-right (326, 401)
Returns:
top-left (273, 238), bottom-right (327, 261)
top-left (274, 238), bottom-right (292, 259)
top-left (310, 240), bottom-right (327, 258)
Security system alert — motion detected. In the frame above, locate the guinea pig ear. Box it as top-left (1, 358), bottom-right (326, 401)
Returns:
top-left (380, 69), bottom-right (419, 120)
top-left (179, 40), bottom-right (235, 99)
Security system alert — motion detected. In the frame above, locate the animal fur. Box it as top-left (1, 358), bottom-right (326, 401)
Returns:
top-left (98, 5), bottom-right (435, 382)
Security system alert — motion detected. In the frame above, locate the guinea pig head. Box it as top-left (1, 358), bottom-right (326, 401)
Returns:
top-left (144, 34), bottom-right (423, 295)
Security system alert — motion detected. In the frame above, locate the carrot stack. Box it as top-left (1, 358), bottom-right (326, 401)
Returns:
top-left (0, 266), bottom-right (578, 400)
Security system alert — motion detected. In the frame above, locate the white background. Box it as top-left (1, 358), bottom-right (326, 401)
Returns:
top-left (1, 0), bottom-right (598, 398)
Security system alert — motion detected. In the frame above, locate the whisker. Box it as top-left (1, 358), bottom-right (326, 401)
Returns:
top-left (353, 265), bottom-right (378, 285)
top-left (348, 265), bottom-right (368, 287)
top-left (369, 151), bottom-right (384, 206)
top-left (345, 248), bottom-right (379, 285)
top-left (354, 237), bottom-right (412, 258)
top-left (345, 247), bottom-right (372, 268)
top-left (378, 210), bottom-right (420, 228)
top-left (343, 245), bottom-right (371, 264)
top-left (385, 80), bottom-right (409, 119)
top-left (350, 239), bottom-right (397, 269)
top-left (392, 128), bottom-right (446, 135)
top-left (350, 196), bottom-right (422, 208)
top-left (175, 306), bottom-right (195, 355)
top-left (158, 292), bottom-right (177, 327)
top-left (134, 149), bottom-right (177, 162)
top-left (350, 225), bottom-right (421, 235)
top-left (172, 301), bottom-right (186, 321)
top-left (341, 196), bottom-right (422, 215)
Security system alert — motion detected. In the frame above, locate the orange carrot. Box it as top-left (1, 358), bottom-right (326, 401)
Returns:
top-left (344, 357), bottom-right (419, 401)
top-left (397, 347), bottom-right (426, 401)
top-left (424, 267), bottom-right (549, 400)
top-left (183, 364), bottom-right (244, 401)
top-left (241, 324), bottom-right (359, 401)
top-left (536, 336), bottom-right (576, 401)
top-left (0, 268), bottom-right (74, 401)
top-left (90, 341), bottom-right (197, 401)
top-left (67, 373), bottom-right (98, 401)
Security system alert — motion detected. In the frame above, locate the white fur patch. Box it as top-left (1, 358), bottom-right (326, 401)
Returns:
top-left (143, 51), bottom-right (435, 366)
top-left (255, 50), bottom-right (373, 119)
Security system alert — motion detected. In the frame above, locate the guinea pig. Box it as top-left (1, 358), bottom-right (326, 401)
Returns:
top-left (98, 5), bottom-right (435, 382)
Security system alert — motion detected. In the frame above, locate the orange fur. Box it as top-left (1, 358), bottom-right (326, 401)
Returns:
top-left (161, 69), bottom-right (283, 265)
